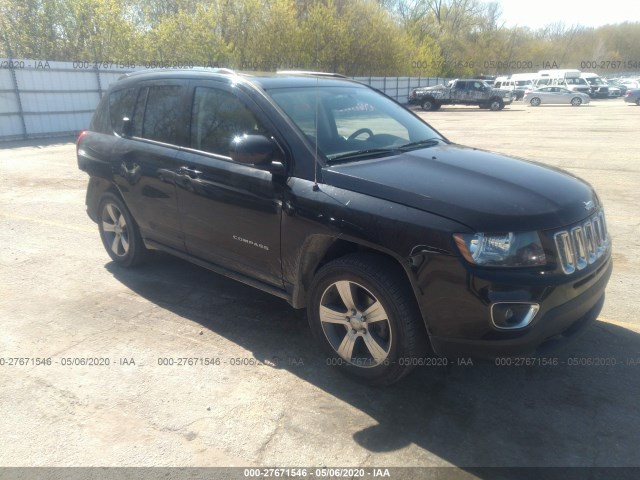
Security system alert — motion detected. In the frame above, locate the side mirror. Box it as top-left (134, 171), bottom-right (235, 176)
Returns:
top-left (121, 117), bottom-right (133, 138)
top-left (230, 134), bottom-right (285, 174)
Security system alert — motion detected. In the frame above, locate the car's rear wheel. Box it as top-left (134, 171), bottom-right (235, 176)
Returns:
top-left (98, 192), bottom-right (147, 267)
top-left (636, 98), bottom-right (640, 106)
top-left (571, 97), bottom-right (583, 106)
top-left (307, 253), bottom-right (428, 386)
top-left (530, 97), bottom-right (541, 106)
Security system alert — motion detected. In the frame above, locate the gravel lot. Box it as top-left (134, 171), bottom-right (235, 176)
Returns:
top-left (0, 99), bottom-right (639, 475)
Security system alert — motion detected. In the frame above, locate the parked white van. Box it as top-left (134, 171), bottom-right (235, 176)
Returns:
top-left (535, 69), bottom-right (591, 95)
top-left (494, 73), bottom-right (537, 100)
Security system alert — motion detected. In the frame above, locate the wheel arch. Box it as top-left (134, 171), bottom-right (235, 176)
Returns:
top-left (291, 236), bottom-right (430, 335)
top-left (421, 96), bottom-right (438, 111)
top-left (86, 176), bottom-right (123, 223)
top-left (489, 97), bottom-right (504, 110)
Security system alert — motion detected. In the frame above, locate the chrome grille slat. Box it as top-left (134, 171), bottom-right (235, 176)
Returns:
top-left (583, 221), bottom-right (596, 264)
top-left (571, 226), bottom-right (587, 270)
top-left (554, 210), bottom-right (609, 275)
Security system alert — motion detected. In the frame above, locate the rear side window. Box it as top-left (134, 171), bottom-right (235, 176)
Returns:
top-left (109, 88), bottom-right (137, 134)
top-left (140, 85), bottom-right (186, 145)
top-left (190, 87), bottom-right (267, 156)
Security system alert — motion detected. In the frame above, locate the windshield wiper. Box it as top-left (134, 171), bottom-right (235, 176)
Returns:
top-left (327, 148), bottom-right (400, 163)
top-left (326, 138), bottom-right (443, 163)
top-left (396, 138), bottom-right (442, 151)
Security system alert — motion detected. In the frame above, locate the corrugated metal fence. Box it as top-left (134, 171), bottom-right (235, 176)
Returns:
top-left (0, 59), bottom-right (450, 142)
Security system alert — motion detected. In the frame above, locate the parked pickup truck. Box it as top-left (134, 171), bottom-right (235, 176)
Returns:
top-left (408, 79), bottom-right (513, 111)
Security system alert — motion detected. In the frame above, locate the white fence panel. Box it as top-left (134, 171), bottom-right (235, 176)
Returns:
top-left (0, 59), bottom-right (451, 141)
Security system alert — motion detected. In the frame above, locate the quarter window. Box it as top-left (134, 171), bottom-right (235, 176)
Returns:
top-left (190, 87), bottom-right (267, 156)
top-left (109, 88), bottom-right (137, 134)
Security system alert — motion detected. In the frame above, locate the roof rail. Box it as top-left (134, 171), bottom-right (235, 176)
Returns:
top-left (118, 67), bottom-right (237, 81)
top-left (276, 70), bottom-right (348, 78)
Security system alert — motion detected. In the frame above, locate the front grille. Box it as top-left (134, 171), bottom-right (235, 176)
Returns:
top-left (554, 210), bottom-right (609, 275)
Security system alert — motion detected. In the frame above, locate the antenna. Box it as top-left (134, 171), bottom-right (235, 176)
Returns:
top-left (313, 74), bottom-right (319, 191)
top-left (312, 35), bottom-right (320, 192)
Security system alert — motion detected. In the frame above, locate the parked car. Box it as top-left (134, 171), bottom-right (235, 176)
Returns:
top-left (606, 85), bottom-right (622, 97)
top-left (619, 79), bottom-right (640, 89)
top-left (524, 86), bottom-right (591, 106)
top-left (624, 88), bottom-right (640, 105)
top-left (408, 79), bottom-right (512, 111)
top-left (77, 69), bottom-right (611, 385)
top-left (581, 73), bottom-right (609, 98)
top-left (607, 79), bottom-right (629, 95)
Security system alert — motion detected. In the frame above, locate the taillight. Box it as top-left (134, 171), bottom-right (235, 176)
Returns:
top-left (76, 130), bottom-right (88, 150)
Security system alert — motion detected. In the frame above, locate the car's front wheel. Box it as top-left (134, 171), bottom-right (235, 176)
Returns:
top-left (98, 192), bottom-right (147, 267)
top-left (421, 98), bottom-right (439, 111)
top-left (636, 98), bottom-right (640, 106)
top-left (530, 97), bottom-right (541, 106)
top-left (571, 97), bottom-right (583, 106)
top-left (489, 99), bottom-right (504, 111)
top-left (307, 253), bottom-right (428, 386)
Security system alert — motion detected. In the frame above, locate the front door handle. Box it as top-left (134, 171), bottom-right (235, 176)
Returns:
top-left (179, 166), bottom-right (202, 179)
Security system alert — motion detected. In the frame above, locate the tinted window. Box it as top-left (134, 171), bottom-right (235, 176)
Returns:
top-left (109, 88), bottom-right (137, 134)
top-left (90, 93), bottom-right (111, 134)
top-left (141, 85), bottom-right (185, 144)
top-left (190, 87), bottom-right (268, 156)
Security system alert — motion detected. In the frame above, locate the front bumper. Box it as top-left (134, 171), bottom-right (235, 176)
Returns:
top-left (416, 249), bottom-right (612, 359)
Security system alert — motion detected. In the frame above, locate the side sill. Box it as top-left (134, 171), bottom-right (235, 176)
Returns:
top-left (144, 239), bottom-right (293, 305)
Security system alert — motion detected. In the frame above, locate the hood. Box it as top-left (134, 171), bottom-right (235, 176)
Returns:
top-left (322, 145), bottom-right (598, 232)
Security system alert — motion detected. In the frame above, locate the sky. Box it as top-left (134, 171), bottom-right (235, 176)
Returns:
top-left (496, 0), bottom-right (638, 30)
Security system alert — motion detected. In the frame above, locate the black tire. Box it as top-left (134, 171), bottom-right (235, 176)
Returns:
top-left (307, 253), bottom-right (428, 386)
top-left (636, 98), bottom-right (640, 106)
top-left (571, 97), bottom-right (582, 106)
top-left (421, 97), bottom-right (438, 111)
top-left (98, 192), bottom-right (147, 267)
top-left (489, 98), bottom-right (504, 111)
top-left (530, 97), bottom-right (541, 106)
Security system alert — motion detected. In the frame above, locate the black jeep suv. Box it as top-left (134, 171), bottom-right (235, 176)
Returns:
top-left (77, 69), bottom-right (612, 385)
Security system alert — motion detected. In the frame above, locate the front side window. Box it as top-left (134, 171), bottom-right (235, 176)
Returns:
top-left (190, 87), bottom-right (268, 156)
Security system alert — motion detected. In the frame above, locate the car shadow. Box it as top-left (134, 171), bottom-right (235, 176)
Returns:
top-left (409, 107), bottom-right (524, 114)
top-left (106, 254), bottom-right (640, 474)
top-left (0, 135), bottom-right (76, 149)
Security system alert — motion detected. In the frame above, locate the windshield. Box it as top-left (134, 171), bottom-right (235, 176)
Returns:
top-left (267, 86), bottom-right (442, 161)
top-left (585, 77), bottom-right (604, 85)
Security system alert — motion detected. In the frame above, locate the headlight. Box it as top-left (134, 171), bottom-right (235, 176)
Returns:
top-left (453, 232), bottom-right (546, 267)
